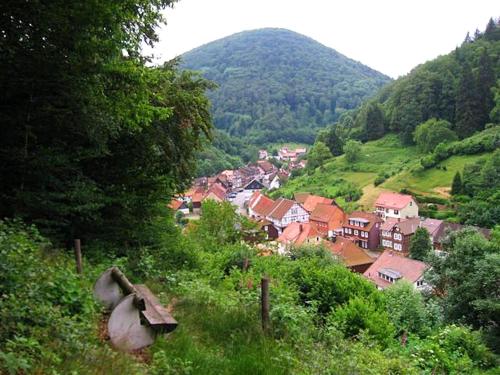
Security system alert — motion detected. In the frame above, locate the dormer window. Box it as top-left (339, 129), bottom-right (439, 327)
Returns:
top-left (378, 268), bottom-right (402, 284)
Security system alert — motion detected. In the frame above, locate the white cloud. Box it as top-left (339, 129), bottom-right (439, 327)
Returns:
top-left (145, 0), bottom-right (498, 78)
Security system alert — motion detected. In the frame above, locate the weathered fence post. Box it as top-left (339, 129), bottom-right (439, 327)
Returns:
top-left (74, 239), bottom-right (83, 274)
top-left (261, 276), bottom-right (270, 333)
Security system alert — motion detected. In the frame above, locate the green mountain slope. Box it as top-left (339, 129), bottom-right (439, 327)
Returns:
top-left (181, 28), bottom-right (391, 144)
top-left (276, 129), bottom-right (498, 214)
top-left (332, 19), bottom-right (500, 144)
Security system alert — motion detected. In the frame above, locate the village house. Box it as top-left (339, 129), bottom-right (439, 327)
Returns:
top-left (269, 171), bottom-right (289, 190)
top-left (419, 218), bottom-right (444, 249)
top-left (380, 217), bottom-right (421, 254)
top-left (243, 178), bottom-right (265, 192)
top-left (325, 236), bottom-right (375, 273)
top-left (257, 160), bottom-right (276, 175)
top-left (258, 149), bottom-right (269, 160)
top-left (363, 251), bottom-right (428, 290)
top-left (203, 182), bottom-right (226, 203)
top-left (168, 199), bottom-right (190, 215)
top-left (265, 198), bottom-right (309, 234)
top-left (277, 222), bottom-right (321, 254)
top-left (309, 203), bottom-right (345, 238)
top-left (342, 211), bottom-right (383, 250)
top-left (432, 222), bottom-right (491, 251)
top-left (277, 146), bottom-right (307, 162)
top-left (247, 191), bottom-right (275, 219)
top-left (374, 192), bottom-right (418, 220)
top-left (256, 219), bottom-right (280, 240)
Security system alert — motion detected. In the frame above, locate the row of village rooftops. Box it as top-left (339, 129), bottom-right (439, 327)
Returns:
top-left (170, 179), bottom-right (490, 291)
top-left (258, 146), bottom-right (307, 162)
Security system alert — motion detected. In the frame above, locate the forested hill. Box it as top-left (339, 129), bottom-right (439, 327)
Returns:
top-left (324, 18), bottom-right (500, 147)
top-left (181, 28), bottom-right (391, 144)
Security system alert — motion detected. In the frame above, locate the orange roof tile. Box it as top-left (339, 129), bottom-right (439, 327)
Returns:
top-left (325, 237), bottom-right (374, 267)
top-left (294, 192), bottom-right (310, 204)
top-left (168, 199), bottom-right (184, 211)
top-left (249, 192), bottom-right (275, 217)
top-left (278, 222), bottom-right (320, 247)
top-left (267, 198), bottom-right (296, 220)
top-left (345, 211), bottom-right (383, 231)
top-left (302, 195), bottom-right (334, 213)
top-left (310, 203), bottom-right (345, 230)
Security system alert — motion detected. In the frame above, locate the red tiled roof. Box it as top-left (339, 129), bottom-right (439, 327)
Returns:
top-left (325, 237), bottom-right (375, 267)
top-left (257, 160), bottom-right (275, 173)
top-left (168, 199), bottom-right (184, 211)
top-left (192, 187), bottom-right (206, 203)
top-left (278, 222), bottom-right (320, 247)
top-left (310, 203), bottom-right (345, 231)
top-left (302, 195), bottom-right (334, 212)
top-left (375, 192), bottom-right (415, 210)
top-left (380, 218), bottom-right (399, 231)
top-left (363, 251), bottom-right (428, 289)
top-left (204, 182), bottom-right (226, 202)
top-left (249, 192), bottom-right (275, 217)
top-left (419, 218), bottom-right (443, 239)
top-left (345, 211), bottom-right (383, 231)
top-left (294, 192), bottom-right (310, 204)
top-left (267, 198), bottom-right (296, 220)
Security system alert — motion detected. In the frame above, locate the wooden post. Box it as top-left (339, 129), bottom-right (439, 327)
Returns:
top-left (261, 276), bottom-right (270, 333)
top-left (74, 239), bottom-right (83, 275)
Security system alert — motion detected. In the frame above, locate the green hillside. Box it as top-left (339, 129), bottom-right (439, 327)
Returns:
top-left (323, 19), bottom-right (500, 145)
top-left (181, 28), bottom-right (391, 145)
top-left (275, 131), bottom-right (498, 211)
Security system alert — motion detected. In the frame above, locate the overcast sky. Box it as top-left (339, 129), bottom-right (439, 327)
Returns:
top-left (147, 0), bottom-right (498, 78)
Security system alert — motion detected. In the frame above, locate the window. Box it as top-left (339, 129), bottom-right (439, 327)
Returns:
top-left (382, 240), bottom-right (393, 248)
top-left (410, 201), bottom-right (413, 206)
top-left (291, 208), bottom-right (298, 215)
top-left (394, 233), bottom-right (402, 241)
top-left (385, 208), bottom-right (389, 213)
top-left (394, 243), bottom-right (402, 251)
top-left (362, 241), bottom-right (368, 249)
top-left (416, 280), bottom-right (424, 287)
top-left (394, 210), bottom-right (399, 215)
top-left (354, 230), bottom-right (358, 235)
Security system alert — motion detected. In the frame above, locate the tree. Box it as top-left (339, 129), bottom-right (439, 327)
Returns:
top-left (318, 126), bottom-right (344, 156)
top-left (426, 228), bottom-right (498, 335)
top-left (363, 103), bottom-right (385, 141)
top-left (0, 1), bottom-right (213, 244)
top-left (413, 118), bottom-right (457, 153)
top-left (451, 171), bottom-right (463, 195)
top-left (385, 281), bottom-right (430, 336)
top-left (307, 141), bottom-right (333, 170)
top-left (344, 140), bottom-right (362, 163)
top-left (409, 227), bottom-right (432, 261)
top-left (455, 62), bottom-right (481, 138)
top-left (476, 49), bottom-right (495, 128)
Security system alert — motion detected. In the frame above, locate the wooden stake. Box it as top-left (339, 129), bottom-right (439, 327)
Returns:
top-left (261, 276), bottom-right (270, 333)
top-left (74, 239), bottom-right (83, 275)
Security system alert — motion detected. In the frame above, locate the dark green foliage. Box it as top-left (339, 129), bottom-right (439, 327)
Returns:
top-left (413, 118), bottom-right (458, 153)
top-left (181, 28), bottom-right (391, 145)
top-left (317, 126), bottom-right (344, 156)
top-left (427, 228), bottom-right (499, 343)
top-left (355, 102), bottom-right (386, 141)
top-left (455, 61), bottom-right (482, 138)
top-left (0, 220), bottom-right (97, 373)
top-left (451, 171), bottom-right (463, 195)
top-left (344, 139), bottom-right (362, 163)
top-left (327, 19), bottom-right (500, 144)
top-left (0, 0), bottom-right (212, 244)
top-left (385, 281), bottom-right (435, 337)
top-left (307, 141), bottom-right (332, 170)
top-left (457, 149), bottom-right (500, 227)
top-left (409, 227), bottom-right (432, 261)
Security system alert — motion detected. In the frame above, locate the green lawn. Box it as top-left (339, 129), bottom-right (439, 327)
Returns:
top-left (383, 154), bottom-right (489, 196)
